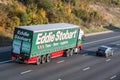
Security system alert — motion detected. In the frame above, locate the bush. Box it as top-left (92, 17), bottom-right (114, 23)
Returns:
top-left (36, 0), bottom-right (54, 13)
top-left (16, 11), bottom-right (27, 25)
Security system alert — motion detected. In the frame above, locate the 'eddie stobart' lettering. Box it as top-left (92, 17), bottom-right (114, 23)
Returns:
top-left (14, 30), bottom-right (31, 42)
top-left (17, 30), bottom-right (29, 37)
top-left (36, 32), bottom-right (55, 44)
top-left (36, 30), bottom-right (77, 45)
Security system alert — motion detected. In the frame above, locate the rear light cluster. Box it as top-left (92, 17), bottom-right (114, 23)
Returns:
top-left (12, 56), bottom-right (16, 60)
top-left (11, 53), bottom-right (17, 60)
top-left (11, 53), bottom-right (29, 63)
top-left (76, 45), bottom-right (82, 49)
top-left (11, 53), bottom-right (38, 64)
top-left (24, 60), bottom-right (28, 63)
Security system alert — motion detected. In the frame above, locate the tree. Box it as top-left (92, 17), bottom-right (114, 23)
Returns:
top-left (36, 0), bottom-right (54, 13)
top-left (37, 9), bottom-right (48, 24)
top-left (17, 12), bottom-right (28, 25)
top-left (5, 16), bottom-right (20, 31)
top-left (27, 12), bottom-right (38, 25)
top-left (0, 9), bottom-right (7, 28)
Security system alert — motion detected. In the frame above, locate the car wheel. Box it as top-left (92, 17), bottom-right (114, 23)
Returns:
top-left (96, 52), bottom-right (99, 56)
top-left (111, 50), bottom-right (113, 56)
top-left (105, 53), bottom-right (109, 58)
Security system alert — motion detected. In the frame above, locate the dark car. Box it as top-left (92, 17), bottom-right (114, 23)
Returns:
top-left (96, 45), bottom-right (113, 58)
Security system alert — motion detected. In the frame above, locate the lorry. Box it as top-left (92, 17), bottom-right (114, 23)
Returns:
top-left (11, 23), bottom-right (84, 65)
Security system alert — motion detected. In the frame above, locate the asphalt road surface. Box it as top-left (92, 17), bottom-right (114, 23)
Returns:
top-left (0, 30), bottom-right (120, 80)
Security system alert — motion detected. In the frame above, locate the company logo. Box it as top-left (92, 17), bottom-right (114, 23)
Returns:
top-left (36, 30), bottom-right (77, 45)
top-left (17, 30), bottom-right (29, 37)
top-left (14, 30), bottom-right (31, 42)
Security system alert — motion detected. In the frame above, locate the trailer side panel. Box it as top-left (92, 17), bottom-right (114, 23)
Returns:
top-left (30, 28), bottom-right (79, 57)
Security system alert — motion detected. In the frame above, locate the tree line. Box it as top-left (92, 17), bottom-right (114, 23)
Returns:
top-left (0, 0), bottom-right (120, 33)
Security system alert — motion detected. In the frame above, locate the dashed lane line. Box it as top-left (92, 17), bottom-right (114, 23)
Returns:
top-left (57, 60), bottom-right (65, 64)
top-left (82, 54), bottom-right (88, 56)
top-left (110, 75), bottom-right (117, 79)
top-left (106, 59), bottom-right (111, 62)
top-left (20, 70), bottom-right (32, 75)
top-left (0, 60), bottom-right (12, 64)
top-left (83, 67), bottom-right (90, 71)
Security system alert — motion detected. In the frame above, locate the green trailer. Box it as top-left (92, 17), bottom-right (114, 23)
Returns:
top-left (11, 23), bottom-right (84, 65)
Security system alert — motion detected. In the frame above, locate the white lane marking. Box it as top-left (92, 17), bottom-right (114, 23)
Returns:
top-left (84, 35), bottom-right (120, 45)
top-left (83, 67), bottom-right (90, 71)
top-left (58, 79), bottom-right (62, 80)
top-left (20, 70), bottom-right (32, 75)
top-left (0, 60), bottom-right (12, 64)
top-left (82, 54), bottom-right (88, 56)
top-left (106, 59), bottom-right (111, 62)
top-left (110, 75), bottom-right (117, 79)
top-left (57, 60), bottom-right (64, 64)
top-left (116, 44), bottom-right (120, 46)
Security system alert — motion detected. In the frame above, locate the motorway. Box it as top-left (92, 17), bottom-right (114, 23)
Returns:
top-left (0, 30), bottom-right (120, 80)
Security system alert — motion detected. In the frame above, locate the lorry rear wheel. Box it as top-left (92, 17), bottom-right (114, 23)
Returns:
top-left (46, 54), bottom-right (51, 63)
top-left (70, 49), bottom-right (73, 56)
top-left (41, 55), bottom-right (46, 64)
top-left (36, 56), bottom-right (41, 65)
top-left (65, 49), bottom-right (70, 57)
top-left (76, 48), bottom-right (80, 54)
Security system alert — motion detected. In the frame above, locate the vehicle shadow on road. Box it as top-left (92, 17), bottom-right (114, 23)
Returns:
top-left (80, 49), bottom-right (97, 57)
top-left (0, 35), bottom-right (12, 47)
top-left (104, 24), bottom-right (120, 32)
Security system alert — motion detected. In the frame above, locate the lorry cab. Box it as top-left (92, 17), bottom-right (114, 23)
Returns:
top-left (79, 29), bottom-right (85, 41)
top-left (73, 29), bottom-right (84, 54)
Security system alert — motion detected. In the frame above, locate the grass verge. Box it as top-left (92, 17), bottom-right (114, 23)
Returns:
top-left (0, 31), bottom-right (12, 47)
top-left (84, 25), bottom-right (120, 34)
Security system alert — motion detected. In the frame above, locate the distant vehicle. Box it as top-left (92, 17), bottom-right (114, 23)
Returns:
top-left (96, 45), bottom-right (113, 58)
top-left (11, 23), bottom-right (84, 65)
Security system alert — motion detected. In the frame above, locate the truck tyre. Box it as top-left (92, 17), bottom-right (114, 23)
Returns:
top-left (46, 54), bottom-right (51, 63)
top-left (76, 48), bottom-right (80, 54)
top-left (41, 55), bottom-right (46, 64)
top-left (70, 49), bottom-right (73, 56)
top-left (65, 49), bottom-right (70, 57)
top-left (36, 56), bottom-right (41, 65)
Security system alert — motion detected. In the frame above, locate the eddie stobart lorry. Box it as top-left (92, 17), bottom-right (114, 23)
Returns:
top-left (11, 23), bottom-right (84, 65)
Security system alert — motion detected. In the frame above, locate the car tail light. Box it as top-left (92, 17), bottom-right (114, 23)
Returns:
top-left (24, 60), bottom-right (28, 63)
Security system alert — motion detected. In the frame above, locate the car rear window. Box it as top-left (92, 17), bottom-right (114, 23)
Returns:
top-left (99, 47), bottom-right (107, 51)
